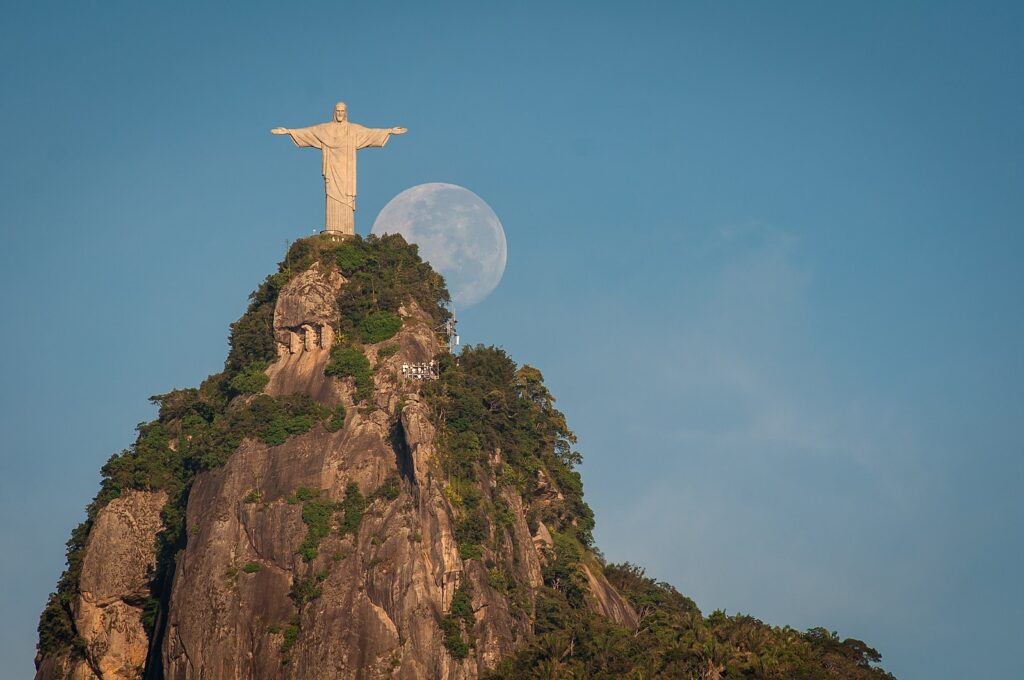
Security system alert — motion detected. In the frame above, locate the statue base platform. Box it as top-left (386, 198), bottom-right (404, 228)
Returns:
top-left (320, 229), bottom-right (354, 241)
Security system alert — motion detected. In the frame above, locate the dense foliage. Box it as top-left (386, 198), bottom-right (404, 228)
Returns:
top-left (421, 345), bottom-right (610, 665)
top-left (228, 361), bottom-right (270, 395)
top-left (325, 234), bottom-right (451, 402)
top-left (324, 345), bottom-right (373, 402)
top-left (338, 482), bottom-right (368, 536)
top-left (423, 345), bottom-right (893, 679)
top-left (224, 271), bottom-right (290, 376)
top-left (331, 233), bottom-right (450, 338)
top-left (422, 346), bottom-right (594, 548)
top-left (487, 562), bottom-right (894, 680)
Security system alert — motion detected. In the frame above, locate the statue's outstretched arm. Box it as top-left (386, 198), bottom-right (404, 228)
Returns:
top-left (356, 126), bottom-right (407, 150)
top-left (271, 125), bottom-right (322, 149)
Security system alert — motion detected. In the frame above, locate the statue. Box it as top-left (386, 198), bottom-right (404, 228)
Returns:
top-left (272, 102), bottom-right (407, 237)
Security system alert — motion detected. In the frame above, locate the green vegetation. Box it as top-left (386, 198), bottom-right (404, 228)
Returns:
top-left (280, 617), bottom-right (300, 655)
top-left (287, 486), bottom-right (320, 504)
top-left (37, 233), bottom-right (452, 666)
top-left (228, 361), bottom-right (270, 395)
top-left (290, 574), bottom-right (325, 608)
top-left (225, 271), bottom-right (290, 377)
top-left (293, 489), bottom-right (342, 562)
top-left (486, 562), bottom-right (894, 680)
top-left (338, 482), bottom-right (367, 536)
top-left (36, 231), bottom-right (893, 680)
top-left (418, 345), bottom-right (602, 662)
top-left (422, 346), bottom-right (594, 547)
top-left (233, 394), bottom-right (327, 447)
top-left (279, 571), bottom-right (327, 663)
top-left (36, 386), bottom-right (327, 661)
top-left (289, 478), bottom-right (398, 562)
top-left (359, 310), bottom-right (403, 344)
top-left (459, 542), bottom-right (484, 561)
top-left (280, 624), bottom-right (299, 653)
top-left (441, 617), bottom-right (469, 659)
top-left (451, 581), bottom-right (474, 622)
top-left (541, 531), bottom-right (589, 608)
top-left (322, 234), bottom-right (452, 401)
top-left (324, 345), bottom-right (373, 402)
top-left (141, 597), bottom-right (159, 636)
top-left (377, 343), bottom-right (400, 359)
top-left (370, 475), bottom-right (401, 502)
top-left (332, 234), bottom-right (450, 337)
top-left (325, 404), bottom-right (347, 432)
top-left (442, 580), bottom-right (474, 659)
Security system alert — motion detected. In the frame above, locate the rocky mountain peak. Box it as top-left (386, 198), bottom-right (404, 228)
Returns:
top-left (34, 234), bottom-right (895, 680)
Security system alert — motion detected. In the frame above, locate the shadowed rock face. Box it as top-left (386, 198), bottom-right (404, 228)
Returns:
top-left (42, 262), bottom-right (635, 680)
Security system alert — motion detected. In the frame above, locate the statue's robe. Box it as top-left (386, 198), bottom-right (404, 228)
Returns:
top-left (285, 121), bottom-right (393, 233)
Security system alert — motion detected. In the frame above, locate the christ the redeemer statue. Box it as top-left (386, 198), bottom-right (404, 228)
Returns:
top-left (272, 102), bottom-right (406, 236)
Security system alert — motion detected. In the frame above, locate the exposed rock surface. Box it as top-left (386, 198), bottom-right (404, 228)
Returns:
top-left (265, 262), bottom-right (346, 402)
top-left (41, 259), bottom-right (635, 680)
top-left (273, 262), bottom-right (345, 357)
top-left (36, 491), bottom-right (167, 680)
top-left (582, 563), bottom-right (639, 628)
top-left (162, 308), bottom-right (499, 679)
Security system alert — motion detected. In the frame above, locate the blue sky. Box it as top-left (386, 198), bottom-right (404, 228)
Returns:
top-left (1, 2), bottom-right (1022, 677)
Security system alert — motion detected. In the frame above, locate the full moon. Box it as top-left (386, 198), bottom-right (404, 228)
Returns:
top-left (371, 183), bottom-right (507, 310)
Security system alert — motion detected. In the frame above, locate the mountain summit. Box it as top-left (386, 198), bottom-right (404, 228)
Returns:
top-left (35, 235), bottom-right (894, 679)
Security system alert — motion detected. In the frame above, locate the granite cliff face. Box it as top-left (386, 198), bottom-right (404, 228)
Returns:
top-left (35, 491), bottom-right (167, 680)
top-left (159, 260), bottom-right (634, 679)
top-left (36, 236), bottom-right (634, 680)
top-left (35, 235), bottom-right (898, 679)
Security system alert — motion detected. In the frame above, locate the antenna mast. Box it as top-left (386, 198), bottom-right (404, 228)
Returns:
top-left (445, 312), bottom-right (459, 354)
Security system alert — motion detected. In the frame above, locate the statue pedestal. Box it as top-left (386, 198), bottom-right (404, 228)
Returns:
top-left (320, 229), bottom-right (353, 241)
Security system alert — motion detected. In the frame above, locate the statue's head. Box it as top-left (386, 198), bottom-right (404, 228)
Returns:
top-left (334, 102), bottom-right (348, 123)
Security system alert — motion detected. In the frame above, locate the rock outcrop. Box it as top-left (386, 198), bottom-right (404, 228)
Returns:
top-left (36, 491), bottom-right (167, 680)
top-left (169, 267), bottom-right (505, 678)
top-left (159, 271), bottom-right (632, 679)
top-left (274, 262), bottom-right (345, 356)
top-left (36, 239), bottom-right (635, 680)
